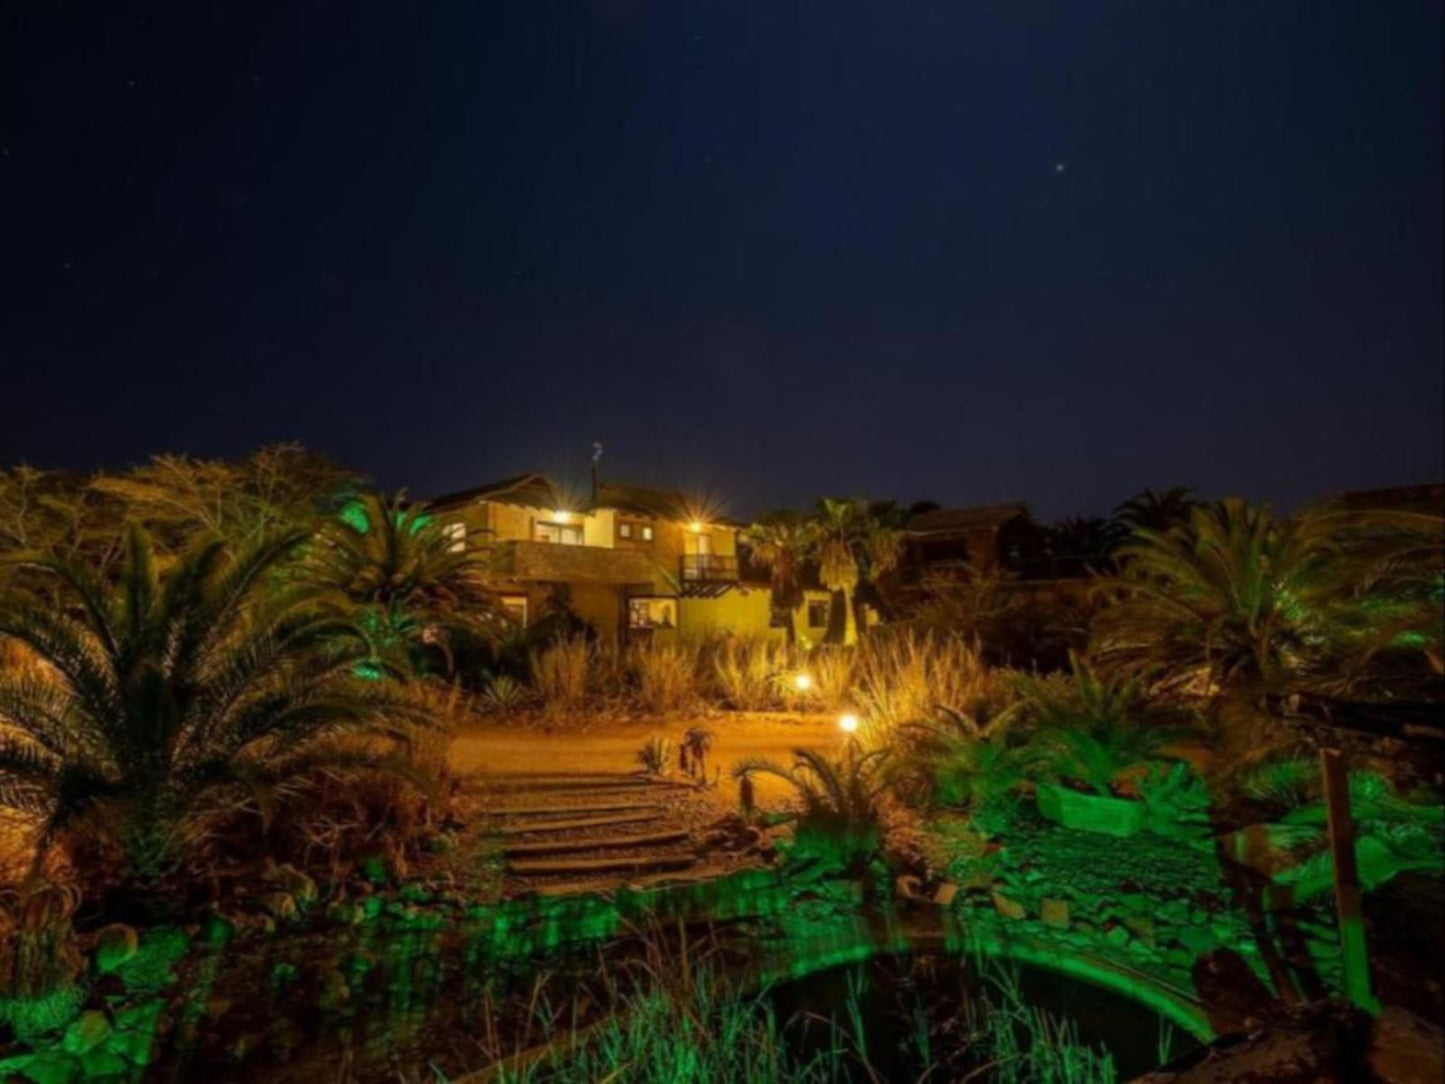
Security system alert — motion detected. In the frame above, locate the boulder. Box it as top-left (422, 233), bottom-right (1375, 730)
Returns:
top-left (1040, 898), bottom-right (1070, 929)
top-left (932, 882), bottom-right (960, 907)
top-left (991, 888), bottom-right (1027, 920)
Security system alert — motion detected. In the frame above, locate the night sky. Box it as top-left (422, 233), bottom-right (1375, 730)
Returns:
top-left (3, 2), bottom-right (1440, 520)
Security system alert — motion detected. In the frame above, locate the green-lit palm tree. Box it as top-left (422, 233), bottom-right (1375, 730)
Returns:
top-left (813, 498), bottom-right (904, 646)
top-left (309, 492), bottom-right (504, 674)
top-left (0, 526), bottom-right (429, 891)
top-left (732, 746), bottom-right (895, 875)
top-left (743, 511), bottom-right (815, 647)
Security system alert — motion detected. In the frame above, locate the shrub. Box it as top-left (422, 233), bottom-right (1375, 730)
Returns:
top-left (806, 646), bottom-right (855, 711)
top-left (479, 674), bottom-right (531, 715)
top-left (636, 735), bottom-right (673, 776)
top-left (628, 640), bottom-right (698, 715)
top-left (532, 635), bottom-right (591, 717)
top-left (709, 636), bottom-right (789, 711)
top-left (733, 747), bottom-right (895, 875)
top-left (852, 631), bottom-right (998, 742)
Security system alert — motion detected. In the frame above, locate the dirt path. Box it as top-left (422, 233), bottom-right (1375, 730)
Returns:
top-left (450, 711), bottom-right (845, 805)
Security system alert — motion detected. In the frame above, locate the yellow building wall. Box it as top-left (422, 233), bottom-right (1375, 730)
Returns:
top-left (676, 583), bottom-right (775, 641)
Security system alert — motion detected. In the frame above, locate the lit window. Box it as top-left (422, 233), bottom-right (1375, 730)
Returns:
top-left (807, 600), bottom-right (829, 629)
top-left (619, 522), bottom-right (633, 539)
top-left (443, 522), bottom-right (467, 553)
top-left (628, 597), bottom-right (676, 629)
top-left (534, 521), bottom-right (583, 545)
top-left (641, 525), bottom-right (654, 541)
top-left (500, 595), bottom-right (528, 627)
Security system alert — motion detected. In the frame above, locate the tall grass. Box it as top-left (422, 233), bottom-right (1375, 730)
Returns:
top-left (532, 635), bottom-right (592, 717)
top-left (806, 646), bottom-right (856, 712)
top-left (709, 635), bottom-right (791, 711)
top-left (852, 631), bottom-right (999, 745)
top-left (627, 640), bottom-right (698, 715)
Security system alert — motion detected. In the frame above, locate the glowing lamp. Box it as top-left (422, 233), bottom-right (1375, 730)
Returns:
top-left (793, 672), bottom-right (812, 691)
top-left (689, 520), bottom-right (705, 533)
top-left (553, 510), bottom-right (570, 523)
top-left (838, 713), bottom-right (859, 734)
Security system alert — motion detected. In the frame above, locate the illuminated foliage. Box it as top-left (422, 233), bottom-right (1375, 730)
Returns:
top-left (0, 525), bottom-right (431, 890)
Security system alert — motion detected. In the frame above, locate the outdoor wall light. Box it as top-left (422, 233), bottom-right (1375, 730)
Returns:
top-left (793, 672), bottom-right (812, 691)
top-left (689, 520), bottom-right (705, 533)
top-left (553, 510), bottom-right (570, 523)
top-left (838, 713), bottom-right (859, 733)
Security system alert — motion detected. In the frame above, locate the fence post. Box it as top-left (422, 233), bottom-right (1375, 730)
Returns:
top-left (1319, 746), bottom-right (1378, 1012)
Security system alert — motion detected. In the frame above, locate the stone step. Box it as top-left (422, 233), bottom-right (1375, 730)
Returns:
top-left (496, 810), bottom-right (663, 836)
top-left (485, 800), bottom-right (666, 818)
top-left (507, 853), bottom-right (698, 877)
top-left (479, 777), bottom-right (692, 793)
top-left (503, 829), bottom-right (690, 857)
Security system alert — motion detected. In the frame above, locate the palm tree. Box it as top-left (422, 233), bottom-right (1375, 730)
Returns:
top-left (1043, 515), bottom-right (1126, 578)
top-left (1092, 500), bottom-right (1344, 694)
top-left (743, 511), bottom-right (815, 647)
top-left (0, 525), bottom-right (429, 893)
top-left (1113, 487), bottom-right (1201, 537)
top-left (812, 498), bottom-right (904, 645)
top-left (308, 492), bottom-right (503, 675)
top-left (1091, 499), bottom-right (1443, 765)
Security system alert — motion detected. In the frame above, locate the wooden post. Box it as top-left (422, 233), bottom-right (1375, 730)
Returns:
top-left (1319, 746), bottom-right (1378, 1011)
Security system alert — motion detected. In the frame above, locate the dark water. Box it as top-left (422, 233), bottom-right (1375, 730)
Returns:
top-left (766, 954), bottom-right (1199, 1081)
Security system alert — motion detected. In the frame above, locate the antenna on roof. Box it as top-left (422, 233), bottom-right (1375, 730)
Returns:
top-left (591, 441), bottom-right (604, 505)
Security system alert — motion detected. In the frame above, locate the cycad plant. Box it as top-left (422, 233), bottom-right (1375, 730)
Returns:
top-left (898, 705), bottom-right (1038, 832)
top-left (0, 526), bottom-right (429, 896)
top-left (1017, 655), bottom-right (1184, 796)
top-left (307, 491), bottom-right (503, 675)
top-left (732, 746), bottom-right (895, 874)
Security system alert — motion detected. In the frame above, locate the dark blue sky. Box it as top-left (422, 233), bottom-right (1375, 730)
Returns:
top-left (3, 2), bottom-right (1440, 520)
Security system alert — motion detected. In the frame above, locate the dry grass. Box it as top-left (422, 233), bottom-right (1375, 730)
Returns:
top-left (708, 636), bottom-right (791, 711)
top-left (851, 631), bottom-right (999, 745)
top-left (628, 640), bottom-right (699, 715)
top-left (805, 646), bottom-right (856, 711)
top-left (532, 635), bottom-right (592, 717)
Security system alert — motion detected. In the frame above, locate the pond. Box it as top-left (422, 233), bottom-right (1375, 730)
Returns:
top-left (133, 926), bottom-right (1195, 1081)
top-left (767, 952), bottom-right (1199, 1081)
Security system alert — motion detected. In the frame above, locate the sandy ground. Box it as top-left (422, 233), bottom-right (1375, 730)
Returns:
top-left (449, 711), bottom-right (848, 805)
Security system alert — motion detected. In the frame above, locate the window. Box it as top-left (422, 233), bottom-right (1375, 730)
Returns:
top-left (618, 518), bottom-right (653, 543)
top-left (500, 595), bottom-right (528, 627)
top-left (641, 524), bottom-right (654, 541)
top-left (807, 600), bottom-right (829, 629)
top-left (628, 597), bottom-right (676, 629)
top-left (619, 522), bottom-right (633, 539)
top-left (534, 521), bottom-right (583, 545)
top-left (443, 521), bottom-right (467, 553)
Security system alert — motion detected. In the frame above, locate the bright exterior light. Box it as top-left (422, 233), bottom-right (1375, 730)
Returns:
top-left (838, 713), bottom-right (859, 734)
top-left (553, 509), bottom-right (570, 523)
top-left (689, 520), bottom-right (705, 533)
top-left (793, 672), bottom-right (812, 691)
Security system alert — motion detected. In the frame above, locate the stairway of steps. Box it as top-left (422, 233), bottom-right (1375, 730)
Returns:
top-left (472, 772), bottom-right (704, 895)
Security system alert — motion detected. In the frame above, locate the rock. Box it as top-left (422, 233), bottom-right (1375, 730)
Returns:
top-left (933, 882), bottom-right (960, 907)
top-left (94, 924), bottom-right (140, 974)
top-left (61, 1010), bottom-right (111, 1055)
top-left (1122, 915), bottom-right (1157, 947)
top-left (1178, 925), bottom-right (1216, 955)
top-left (1103, 922), bottom-right (1130, 946)
top-left (1040, 898), bottom-right (1070, 929)
top-left (895, 874), bottom-right (922, 900)
top-left (1369, 1006), bottom-right (1445, 1084)
top-left (991, 889), bottom-right (1027, 920)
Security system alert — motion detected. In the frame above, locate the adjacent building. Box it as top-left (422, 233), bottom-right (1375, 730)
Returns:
top-left (428, 473), bottom-right (832, 644)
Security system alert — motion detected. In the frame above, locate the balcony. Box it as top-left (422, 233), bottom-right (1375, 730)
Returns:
top-left (679, 554), bottom-right (739, 597)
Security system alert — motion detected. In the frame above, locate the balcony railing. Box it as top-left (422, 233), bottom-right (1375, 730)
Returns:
top-left (679, 553), bottom-right (739, 584)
